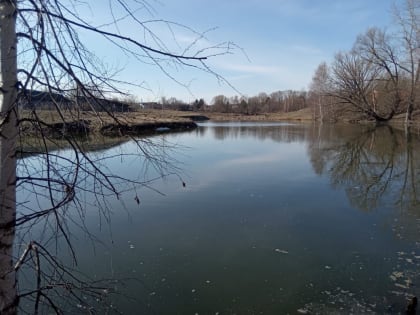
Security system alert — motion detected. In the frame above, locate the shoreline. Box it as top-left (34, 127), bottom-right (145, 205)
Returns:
top-left (17, 108), bottom-right (420, 156)
top-left (19, 108), bottom-right (420, 140)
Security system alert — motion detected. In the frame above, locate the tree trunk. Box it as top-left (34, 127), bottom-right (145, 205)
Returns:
top-left (318, 95), bottom-right (323, 122)
top-left (406, 58), bottom-right (420, 124)
top-left (405, 100), bottom-right (414, 124)
top-left (0, 0), bottom-right (18, 314)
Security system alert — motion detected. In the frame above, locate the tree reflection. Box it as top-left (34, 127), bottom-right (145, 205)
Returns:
top-left (308, 124), bottom-right (420, 214)
top-left (204, 123), bottom-right (309, 143)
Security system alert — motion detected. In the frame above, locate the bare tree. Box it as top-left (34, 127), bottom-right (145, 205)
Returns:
top-left (0, 0), bottom-right (235, 313)
top-left (269, 91), bottom-right (283, 112)
top-left (212, 94), bottom-right (230, 113)
top-left (0, 1), bottom-right (18, 313)
top-left (393, 0), bottom-right (420, 123)
top-left (311, 0), bottom-right (420, 124)
top-left (329, 50), bottom-right (398, 122)
top-left (354, 27), bottom-right (404, 120)
top-left (310, 62), bottom-right (330, 122)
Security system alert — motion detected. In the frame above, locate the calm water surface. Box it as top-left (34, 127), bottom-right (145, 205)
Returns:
top-left (18, 122), bottom-right (420, 314)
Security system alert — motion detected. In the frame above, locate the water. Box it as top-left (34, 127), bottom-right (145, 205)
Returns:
top-left (16, 122), bottom-right (420, 314)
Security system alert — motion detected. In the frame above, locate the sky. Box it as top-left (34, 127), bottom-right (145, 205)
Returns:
top-left (81, 0), bottom-right (398, 103)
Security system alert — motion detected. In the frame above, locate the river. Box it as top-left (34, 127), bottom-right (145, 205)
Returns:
top-left (17, 122), bottom-right (420, 314)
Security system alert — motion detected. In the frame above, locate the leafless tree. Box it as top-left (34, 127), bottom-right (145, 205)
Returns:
top-left (211, 94), bottom-right (230, 113)
top-left (0, 0), bottom-right (235, 314)
top-left (0, 1), bottom-right (18, 313)
top-left (354, 28), bottom-right (404, 117)
top-left (318, 0), bottom-right (420, 124)
top-left (310, 62), bottom-right (330, 122)
top-left (329, 50), bottom-right (398, 122)
top-left (269, 91), bottom-right (284, 113)
top-left (393, 0), bottom-right (420, 123)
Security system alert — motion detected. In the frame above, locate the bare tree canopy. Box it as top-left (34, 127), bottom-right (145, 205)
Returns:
top-left (0, 1), bottom-right (236, 314)
top-left (307, 0), bottom-right (420, 124)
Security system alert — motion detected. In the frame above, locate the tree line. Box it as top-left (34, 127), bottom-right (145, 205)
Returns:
top-left (10, 0), bottom-right (419, 125)
top-left (182, 0), bottom-right (419, 124)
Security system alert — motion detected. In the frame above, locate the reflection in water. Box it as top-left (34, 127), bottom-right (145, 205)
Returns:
top-left (198, 122), bottom-right (420, 215)
top-left (196, 122), bottom-right (420, 313)
top-left (194, 122), bottom-right (420, 312)
top-left (307, 124), bottom-right (420, 214)
top-left (306, 124), bottom-right (420, 314)
top-left (198, 122), bottom-right (308, 143)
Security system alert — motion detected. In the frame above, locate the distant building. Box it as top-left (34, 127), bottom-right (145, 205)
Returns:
top-left (140, 102), bottom-right (162, 110)
top-left (18, 90), bottom-right (135, 112)
top-left (76, 97), bottom-right (134, 112)
top-left (19, 90), bottom-right (71, 110)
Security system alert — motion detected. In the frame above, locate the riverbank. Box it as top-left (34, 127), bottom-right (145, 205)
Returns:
top-left (19, 108), bottom-right (313, 127)
top-left (19, 108), bottom-right (316, 140)
top-left (17, 108), bottom-right (420, 158)
top-left (18, 110), bottom-right (202, 155)
top-left (19, 109), bottom-right (201, 138)
top-left (19, 107), bottom-right (420, 139)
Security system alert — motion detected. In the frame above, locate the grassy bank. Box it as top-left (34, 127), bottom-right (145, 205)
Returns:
top-left (19, 107), bottom-right (420, 134)
top-left (17, 108), bottom-right (420, 155)
top-left (18, 110), bottom-right (201, 154)
top-left (20, 109), bottom-right (199, 137)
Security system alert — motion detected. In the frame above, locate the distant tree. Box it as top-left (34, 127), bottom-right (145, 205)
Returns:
top-left (239, 98), bottom-right (249, 114)
top-left (295, 90), bottom-right (308, 111)
top-left (247, 96), bottom-right (260, 115)
top-left (161, 96), bottom-right (168, 107)
top-left (269, 91), bottom-right (284, 112)
top-left (193, 98), bottom-right (206, 111)
top-left (212, 95), bottom-right (230, 112)
top-left (310, 62), bottom-right (330, 121)
top-left (257, 92), bottom-right (270, 112)
top-left (282, 90), bottom-right (296, 113)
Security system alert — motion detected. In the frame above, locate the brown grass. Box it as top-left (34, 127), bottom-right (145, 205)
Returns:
top-left (20, 109), bottom-right (195, 133)
top-left (203, 108), bottom-right (314, 122)
top-left (20, 107), bottom-right (420, 129)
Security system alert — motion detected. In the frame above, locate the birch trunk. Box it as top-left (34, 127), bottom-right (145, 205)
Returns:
top-left (0, 0), bottom-right (18, 314)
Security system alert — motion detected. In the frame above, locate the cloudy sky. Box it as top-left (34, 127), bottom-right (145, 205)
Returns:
top-left (84, 0), bottom-right (397, 103)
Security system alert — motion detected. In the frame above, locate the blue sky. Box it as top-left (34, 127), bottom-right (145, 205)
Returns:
top-left (83, 0), bottom-right (397, 103)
